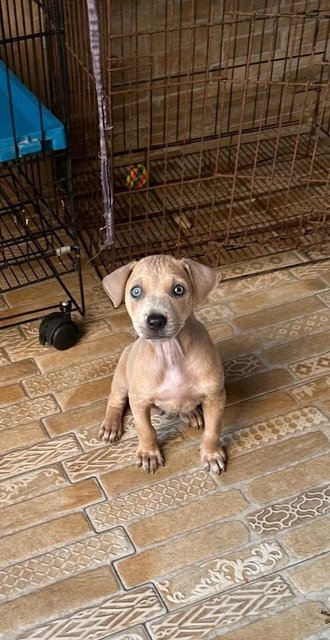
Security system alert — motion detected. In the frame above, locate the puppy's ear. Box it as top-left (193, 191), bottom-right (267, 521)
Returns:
top-left (182, 258), bottom-right (221, 306)
top-left (102, 261), bottom-right (137, 308)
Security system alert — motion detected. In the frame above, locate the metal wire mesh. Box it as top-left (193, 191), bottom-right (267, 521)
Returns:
top-left (0, 0), bottom-right (84, 327)
top-left (65, 0), bottom-right (330, 272)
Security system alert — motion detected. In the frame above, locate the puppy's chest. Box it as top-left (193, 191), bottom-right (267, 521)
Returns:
top-left (154, 365), bottom-right (201, 411)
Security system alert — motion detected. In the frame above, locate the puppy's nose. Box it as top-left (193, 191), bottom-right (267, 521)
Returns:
top-left (146, 313), bottom-right (167, 330)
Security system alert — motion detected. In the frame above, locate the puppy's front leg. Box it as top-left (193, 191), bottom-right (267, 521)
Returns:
top-left (131, 402), bottom-right (165, 473)
top-left (99, 348), bottom-right (129, 443)
top-left (200, 388), bottom-right (226, 474)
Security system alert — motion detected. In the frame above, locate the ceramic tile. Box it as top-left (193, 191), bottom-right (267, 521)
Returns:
top-left (291, 262), bottom-right (330, 279)
top-left (0, 465), bottom-right (67, 507)
top-left (43, 398), bottom-right (107, 436)
top-left (247, 484), bottom-right (330, 535)
top-left (0, 566), bottom-right (119, 639)
top-left (233, 296), bottom-right (326, 331)
top-left (0, 529), bottom-right (133, 602)
top-left (210, 270), bottom-right (293, 301)
top-left (127, 489), bottom-right (248, 547)
top-left (0, 434), bottom-right (81, 480)
top-left (55, 377), bottom-right (112, 410)
top-left (148, 575), bottom-right (294, 639)
top-left (224, 353), bottom-right (266, 382)
top-left (0, 383), bottom-right (26, 406)
top-left (78, 418), bottom-right (183, 452)
top-left (265, 329), bottom-right (330, 365)
top-left (221, 407), bottom-right (327, 456)
top-left (289, 554), bottom-right (330, 594)
top-left (87, 470), bottom-right (217, 531)
top-left (35, 333), bottom-right (133, 373)
top-left (220, 252), bottom-right (304, 279)
top-left (24, 353), bottom-right (119, 397)
top-left (0, 394), bottom-right (60, 431)
top-left (224, 391), bottom-right (299, 431)
top-left (258, 310), bottom-right (330, 344)
top-left (0, 350), bottom-right (9, 366)
top-left (5, 335), bottom-right (59, 362)
top-left (226, 369), bottom-right (294, 404)
top-left (1, 479), bottom-right (103, 536)
top-left (289, 351), bottom-right (330, 379)
top-left (318, 291), bottom-right (330, 307)
top-left (16, 585), bottom-right (165, 640)
top-left (282, 516), bottom-right (330, 558)
top-left (209, 602), bottom-right (325, 640)
top-left (217, 334), bottom-right (262, 361)
top-left (0, 359), bottom-right (39, 385)
top-left (0, 514), bottom-right (93, 569)
top-left (220, 432), bottom-right (327, 487)
top-left (229, 278), bottom-right (328, 313)
top-left (100, 627), bottom-right (150, 640)
top-left (157, 541), bottom-right (287, 610)
top-left (0, 327), bottom-right (22, 349)
top-left (290, 376), bottom-right (330, 403)
top-left (246, 453), bottom-right (330, 504)
top-left (117, 520), bottom-right (249, 588)
top-left (195, 303), bottom-right (234, 323)
top-left (0, 422), bottom-right (46, 455)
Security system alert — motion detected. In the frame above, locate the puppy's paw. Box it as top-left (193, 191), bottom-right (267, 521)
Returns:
top-left (180, 407), bottom-right (204, 429)
top-left (201, 447), bottom-right (226, 474)
top-left (136, 447), bottom-right (165, 473)
top-left (99, 410), bottom-right (123, 443)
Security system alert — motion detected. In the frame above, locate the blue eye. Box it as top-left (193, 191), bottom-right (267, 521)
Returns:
top-left (173, 284), bottom-right (185, 296)
top-left (131, 286), bottom-right (142, 299)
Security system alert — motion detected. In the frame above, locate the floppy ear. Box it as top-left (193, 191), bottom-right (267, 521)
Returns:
top-left (182, 258), bottom-right (221, 306)
top-left (102, 261), bottom-right (137, 308)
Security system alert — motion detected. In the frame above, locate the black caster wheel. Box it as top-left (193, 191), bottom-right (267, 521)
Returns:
top-left (39, 301), bottom-right (79, 351)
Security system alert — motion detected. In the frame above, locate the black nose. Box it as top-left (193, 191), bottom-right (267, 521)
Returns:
top-left (146, 313), bottom-right (167, 330)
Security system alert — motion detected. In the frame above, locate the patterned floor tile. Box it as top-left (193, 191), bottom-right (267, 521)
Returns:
top-left (1, 479), bottom-right (103, 537)
top-left (1, 422), bottom-right (46, 455)
top-left (291, 262), bottom-right (330, 279)
top-left (213, 602), bottom-right (326, 640)
top-left (247, 484), bottom-right (330, 535)
top-left (0, 350), bottom-right (9, 367)
top-left (87, 471), bottom-right (216, 531)
top-left (24, 354), bottom-right (119, 397)
top-left (289, 351), bottom-right (330, 379)
top-left (224, 354), bottom-right (266, 382)
top-left (290, 377), bottom-right (330, 403)
top-left (157, 541), bottom-right (287, 610)
top-left (230, 279), bottom-right (328, 314)
top-left (148, 575), bottom-right (294, 639)
top-left (16, 585), bottom-right (165, 640)
top-left (0, 529), bottom-right (133, 602)
top-left (220, 252), bottom-right (305, 280)
top-left (221, 406), bottom-right (328, 456)
top-left (0, 514), bottom-right (93, 570)
top-left (0, 465), bottom-right (67, 507)
top-left (64, 439), bottom-right (140, 481)
top-left (0, 360), bottom-right (39, 385)
top-left (259, 310), bottom-right (330, 344)
top-left (209, 270), bottom-right (293, 302)
top-left (101, 627), bottom-right (150, 640)
top-left (0, 327), bottom-right (22, 349)
top-left (0, 434), bottom-right (81, 480)
top-left (4, 336), bottom-right (56, 362)
top-left (0, 395), bottom-right (60, 431)
top-left (195, 303), bottom-right (233, 324)
top-left (318, 291), bottom-right (330, 307)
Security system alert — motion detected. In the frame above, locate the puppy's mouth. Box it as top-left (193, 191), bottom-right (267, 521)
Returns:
top-left (134, 323), bottom-right (183, 341)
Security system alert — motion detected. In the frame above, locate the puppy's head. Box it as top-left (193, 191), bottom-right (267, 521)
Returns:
top-left (102, 255), bottom-right (221, 340)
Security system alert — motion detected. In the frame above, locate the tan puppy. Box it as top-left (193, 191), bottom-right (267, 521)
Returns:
top-left (100, 255), bottom-right (226, 474)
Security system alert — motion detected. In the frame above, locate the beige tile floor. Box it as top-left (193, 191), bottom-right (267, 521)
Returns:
top-left (0, 250), bottom-right (330, 639)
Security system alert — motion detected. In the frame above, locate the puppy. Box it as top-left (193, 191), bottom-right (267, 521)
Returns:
top-left (100, 254), bottom-right (226, 474)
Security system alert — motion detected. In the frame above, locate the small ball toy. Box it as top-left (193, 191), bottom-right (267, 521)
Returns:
top-left (126, 163), bottom-right (148, 189)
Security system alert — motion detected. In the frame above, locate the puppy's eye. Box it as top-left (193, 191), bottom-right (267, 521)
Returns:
top-left (173, 284), bottom-right (185, 296)
top-left (131, 286), bottom-right (142, 299)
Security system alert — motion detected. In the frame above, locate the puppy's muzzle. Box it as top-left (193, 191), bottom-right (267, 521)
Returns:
top-left (146, 312), bottom-right (167, 331)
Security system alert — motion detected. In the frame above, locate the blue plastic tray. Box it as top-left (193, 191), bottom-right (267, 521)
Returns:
top-left (0, 60), bottom-right (67, 162)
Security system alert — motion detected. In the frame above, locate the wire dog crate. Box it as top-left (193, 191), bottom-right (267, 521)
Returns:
top-left (0, 0), bottom-right (84, 329)
top-left (65, 0), bottom-right (330, 272)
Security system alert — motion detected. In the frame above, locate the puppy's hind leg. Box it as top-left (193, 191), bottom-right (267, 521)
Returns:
top-left (99, 348), bottom-right (129, 443)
